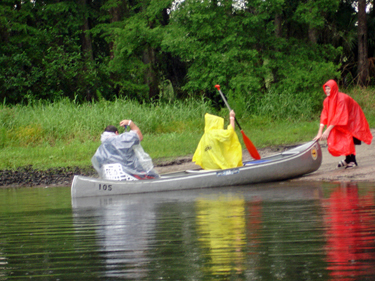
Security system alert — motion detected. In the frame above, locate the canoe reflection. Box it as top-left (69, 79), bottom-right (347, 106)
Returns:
top-left (73, 196), bottom-right (156, 279)
top-left (72, 183), bottom-right (323, 279)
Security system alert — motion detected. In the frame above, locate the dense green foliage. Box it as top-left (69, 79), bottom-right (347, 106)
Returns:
top-left (1, 0), bottom-right (374, 114)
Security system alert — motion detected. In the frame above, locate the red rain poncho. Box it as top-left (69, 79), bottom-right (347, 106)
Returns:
top-left (320, 80), bottom-right (372, 156)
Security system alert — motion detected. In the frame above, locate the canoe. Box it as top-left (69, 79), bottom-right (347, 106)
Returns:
top-left (71, 140), bottom-right (322, 198)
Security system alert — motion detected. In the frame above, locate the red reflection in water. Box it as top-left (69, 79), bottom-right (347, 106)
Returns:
top-left (247, 197), bottom-right (262, 254)
top-left (323, 183), bottom-right (375, 281)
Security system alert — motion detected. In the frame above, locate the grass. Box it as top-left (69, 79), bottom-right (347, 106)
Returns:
top-left (1, 86), bottom-right (375, 170)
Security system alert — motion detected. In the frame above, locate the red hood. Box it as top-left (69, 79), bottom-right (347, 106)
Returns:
top-left (323, 79), bottom-right (339, 99)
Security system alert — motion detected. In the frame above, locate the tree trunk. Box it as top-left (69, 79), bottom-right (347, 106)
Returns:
top-left (357, 0), bottom-right (368, 86)
top-left (275, 14), bottom-right (282, 38)
top-left (308, 26), bottom-right (317, 44)
top-left (143, 47), bottom-right (158, 99)
top-left (109, 1), bottom-right (126, 60)
top-left (79, 0), bottom-right (93, 61)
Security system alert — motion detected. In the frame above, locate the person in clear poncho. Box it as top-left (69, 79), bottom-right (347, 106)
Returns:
top-left (91, 119), bottom-right (159, 181)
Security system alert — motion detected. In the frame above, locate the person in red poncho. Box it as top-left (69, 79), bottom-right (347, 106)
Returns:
top-left (313, 80), bottom-right (372, 168)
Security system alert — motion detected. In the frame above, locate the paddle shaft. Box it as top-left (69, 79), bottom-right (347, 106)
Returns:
top-left (215, 88), bottom-right (243, 130)
top-left (214, 84), bottom-right (261, 160)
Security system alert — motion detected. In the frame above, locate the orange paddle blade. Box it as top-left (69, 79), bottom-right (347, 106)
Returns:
top-left (240, 130), bottom-right (261, 160)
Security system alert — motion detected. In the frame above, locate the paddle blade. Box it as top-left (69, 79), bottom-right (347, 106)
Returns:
top-left (240, 130), bottom-right (261, 160)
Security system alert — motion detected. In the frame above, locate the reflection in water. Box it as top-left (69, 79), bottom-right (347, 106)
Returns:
top-left (98, 203), bottom-right (154, 279)
top-left (0, 253), bottom-right (6, 279)
top-left (196, 195), bottom-right (246, 275)
top-left (72, 185), bottom-right (331, 280)
top-left (73, 197), bottom-right (155, 279)
top-left (322, 183), bottom-right (375, 280)
top-left (2, 183), bottom-right (375, 279)
top-left (246, 196), bottom-right (262, 268)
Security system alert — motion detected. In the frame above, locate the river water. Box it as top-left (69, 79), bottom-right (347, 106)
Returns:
top-left (1, 181), bottom-right (375, 280)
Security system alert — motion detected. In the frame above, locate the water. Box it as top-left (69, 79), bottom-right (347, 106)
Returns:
top-left (1, 181), bottom-right (375, 280)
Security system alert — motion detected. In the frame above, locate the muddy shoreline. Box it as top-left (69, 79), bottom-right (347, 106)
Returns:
top-left (2, 131), bottom-right (375, 188)
top-left (0, 159), bottom-right (192, 188)
top-left (0, 145), bottom-right (291, 188)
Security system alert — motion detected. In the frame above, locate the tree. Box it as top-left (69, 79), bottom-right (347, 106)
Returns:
top-left (163, 0), bottom-right (340, 97)
top-left (357, 0), bottom-right (369, 86)
top-left (0, 0), bottom-right (113, 103)
top-left (79, 0), bottom-right (93, 61)
top-left (0, 0), bottom-right (373, 107)
top-left (104, 0), bottom-right (173, 100)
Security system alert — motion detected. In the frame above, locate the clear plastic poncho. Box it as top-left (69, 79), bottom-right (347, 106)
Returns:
top-left (91, 131), bottom-right (159, 180)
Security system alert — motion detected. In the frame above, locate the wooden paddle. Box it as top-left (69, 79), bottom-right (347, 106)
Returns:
top-left (215, 84), bottom-right (261, 160)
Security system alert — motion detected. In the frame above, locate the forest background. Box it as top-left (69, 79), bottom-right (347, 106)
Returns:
top-left (1, 0), bottom-right (375, 170)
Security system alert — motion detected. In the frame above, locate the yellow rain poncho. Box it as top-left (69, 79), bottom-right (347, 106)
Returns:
top-left (193, 113), bottom-right (243, 170)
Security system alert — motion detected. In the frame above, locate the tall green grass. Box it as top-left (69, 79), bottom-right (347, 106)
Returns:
top-left (1, 86), bottom-right (374, 170)
top-left (0, 98), bottom-right (213, 146)
top-left (0, 98), bottom-right (215, 169)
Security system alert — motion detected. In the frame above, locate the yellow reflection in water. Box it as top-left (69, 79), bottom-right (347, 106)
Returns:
top-left (196, 195), bottom-right (245, 275)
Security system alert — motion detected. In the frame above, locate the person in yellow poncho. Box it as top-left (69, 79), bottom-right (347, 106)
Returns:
top-left (193, 110), bottom-right (243, 170)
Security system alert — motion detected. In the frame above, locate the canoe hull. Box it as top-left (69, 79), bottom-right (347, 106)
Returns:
top-left (71, 141), bottom-right (322, 198)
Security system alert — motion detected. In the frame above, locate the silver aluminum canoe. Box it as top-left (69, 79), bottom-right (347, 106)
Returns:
top-left (71, 140), bottom-right (322, 198)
